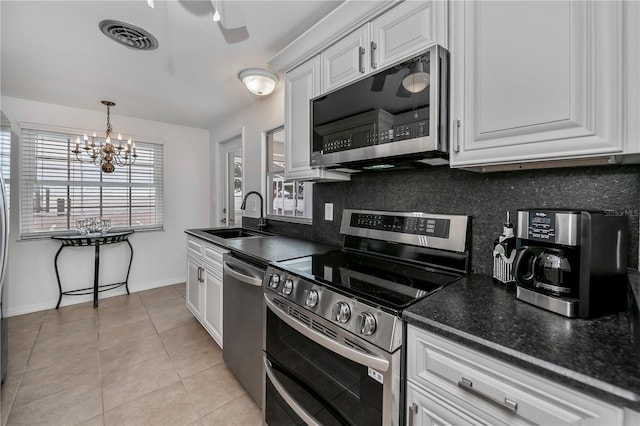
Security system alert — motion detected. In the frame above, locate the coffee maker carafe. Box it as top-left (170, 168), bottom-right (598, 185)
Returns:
top-left (513, 210), bottom-right (627, 318)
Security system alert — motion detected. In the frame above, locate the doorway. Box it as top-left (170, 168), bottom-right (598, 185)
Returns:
top-left (216, 133), bottom-right (243, 227)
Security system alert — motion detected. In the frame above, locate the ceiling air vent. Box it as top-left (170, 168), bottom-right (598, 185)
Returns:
top-left (99, 20), bottom-right (158, 51)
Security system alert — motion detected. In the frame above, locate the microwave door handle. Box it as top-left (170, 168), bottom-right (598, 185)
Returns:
top-left (265, 294), bottom-right (390, 372)
top-left (264, 357), bottom-right (322, 426)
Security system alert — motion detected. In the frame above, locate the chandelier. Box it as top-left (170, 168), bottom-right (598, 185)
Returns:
top-left (72, 101), bottom-right (137, 173)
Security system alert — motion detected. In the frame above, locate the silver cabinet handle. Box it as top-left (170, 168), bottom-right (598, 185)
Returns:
top-left (264, 357), bottom-right (321, 426)
top-left (453, 119), bottom-right (461, 153)
top-left (265, 294), bottom-right (390, 372)
top-left (359, 46), bottom-right (365, 73)
top-left (223, 261), bottom-right (263, 287)
top-left (408, 402), bottom-right (418, 426)
top-left (370, 41), bottom-right (377, 69)
top-left (458, 378), bottom-right (518, 413)
top-left (197, 266), bottom-right (202, 283)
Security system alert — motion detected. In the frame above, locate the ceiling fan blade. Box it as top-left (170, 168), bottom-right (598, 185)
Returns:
top-left (212, 0), bottom-right (249, 44)
top-left (217, 24), bottom-right (249, 44)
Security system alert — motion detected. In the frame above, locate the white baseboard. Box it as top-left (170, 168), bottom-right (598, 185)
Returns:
top-left (7, 277), bottom-right (186, 317)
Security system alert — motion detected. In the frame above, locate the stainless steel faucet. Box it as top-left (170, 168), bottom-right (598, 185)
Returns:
top-left (240, 191), bottom-right (267, 230)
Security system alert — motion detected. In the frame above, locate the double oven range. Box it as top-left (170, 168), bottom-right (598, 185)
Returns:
top-left (262, 209), bottom-right (471, 425)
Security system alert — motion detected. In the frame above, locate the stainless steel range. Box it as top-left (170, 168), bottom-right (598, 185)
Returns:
top-left (262, 209), bottom-right (471, 426)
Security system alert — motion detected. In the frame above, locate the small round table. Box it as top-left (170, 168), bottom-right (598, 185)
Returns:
top-left (52, 231), bottom-right (134, 308)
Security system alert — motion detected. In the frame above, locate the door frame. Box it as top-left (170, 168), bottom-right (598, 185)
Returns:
top-left (214, 127), bottom-right (245, 227)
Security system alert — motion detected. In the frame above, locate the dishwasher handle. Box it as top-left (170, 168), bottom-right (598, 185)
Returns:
top-left (223, 261), bottom-right (264, 287)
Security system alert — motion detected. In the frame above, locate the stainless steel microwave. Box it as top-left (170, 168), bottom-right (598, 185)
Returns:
top-left (310, 45), bottom-right (449, 171)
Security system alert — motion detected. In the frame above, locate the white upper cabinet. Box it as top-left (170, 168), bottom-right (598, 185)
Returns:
top-left (371, 0), bottom-right (447, 70)
top-left (285, 57), bottom-right (350, 181)
top-left (321, 25), bottom-right (370, 94)
top-left (625, 1), bottom-right (640, 155)
top-left (321, 1), bottom-right (447, 94)
top-left (450, 1), bottom-right (625, 168)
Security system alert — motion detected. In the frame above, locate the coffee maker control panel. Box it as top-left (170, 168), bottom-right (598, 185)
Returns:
top-left (517, 210), bottom-right (579, 246)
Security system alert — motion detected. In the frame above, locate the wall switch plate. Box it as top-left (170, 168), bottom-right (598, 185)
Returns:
top-left (325, 203), bottom-right (334, 221)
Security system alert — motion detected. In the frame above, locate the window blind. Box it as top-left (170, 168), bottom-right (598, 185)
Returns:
top-left (20, 126), bottom-right (164, 238)
top-left (0, 114), bottom-right (10, 210)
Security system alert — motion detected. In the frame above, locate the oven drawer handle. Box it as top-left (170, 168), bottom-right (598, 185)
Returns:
top-left (264, 357), bottom-right (322, 426)
top-left (223, 262), bottom-right (263, 287)
top-left (265, 294), bottom-right (390, 372)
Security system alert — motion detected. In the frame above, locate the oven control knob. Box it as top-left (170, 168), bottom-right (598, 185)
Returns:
top-left (268, 274), bottom-right (281, 288)
top-left (357, 312), bottom-right (377, 336)
top-left (332, 302), bottom-right (351, 323)
top-left (304, 289), bottom-right (318, 308)
top-left (282, 279), bottom-right (294, 295)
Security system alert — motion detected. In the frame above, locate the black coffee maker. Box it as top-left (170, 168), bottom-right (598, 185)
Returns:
top-left (513, 209), bottom-right (628, 318)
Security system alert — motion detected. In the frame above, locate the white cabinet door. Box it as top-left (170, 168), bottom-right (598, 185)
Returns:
top-left (285, 57), bottom-right (350, 182)
top-left (321, 25), bottom-right (370, 93)
top-left (625, 0), bottom-right (640, 154)
top-left (450, 1), bottom-right (624, 168)
top-left (186, 256), bottom-right (202, 321)
top-left (371, 0), bottom-right (445, 71)
top-left (202, 266), bottom-right (223, 348)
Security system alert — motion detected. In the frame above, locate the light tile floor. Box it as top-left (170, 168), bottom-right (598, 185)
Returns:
top-left (1, 284), bottom-right (262, 426)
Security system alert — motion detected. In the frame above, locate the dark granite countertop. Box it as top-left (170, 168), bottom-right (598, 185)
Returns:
top-left (185, 227), bottom-right (337, 265)
top-left (403, 273), bottom-right (640, 409)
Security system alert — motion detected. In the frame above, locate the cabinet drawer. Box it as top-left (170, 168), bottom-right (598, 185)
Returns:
top-left (187, 237), bottom-right (204, 259)
top-left (407, 382), bottom-right (504, 426)
top-left (203, 243), bottom-right (227, 269)
top-left (407, 326), bottom-right (623, 425)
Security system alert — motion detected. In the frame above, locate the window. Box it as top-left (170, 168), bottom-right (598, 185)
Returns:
top-left (266, 127), bottom-right (313, 221)
top-left (20, 125), bottom-right (164, 238)
top-left (0, 113), bottom-right (10, 210)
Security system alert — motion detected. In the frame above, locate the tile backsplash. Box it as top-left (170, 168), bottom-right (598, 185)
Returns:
top-left (310, 164), bottom-right (640, 275)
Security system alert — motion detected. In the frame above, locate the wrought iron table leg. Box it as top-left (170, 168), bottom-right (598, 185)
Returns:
top-left (54, 245), bottom-right (65, 309)
top-left (125, 239), bottom-right (133, 295)
top-left (93, 243), bottom-right (100, 308)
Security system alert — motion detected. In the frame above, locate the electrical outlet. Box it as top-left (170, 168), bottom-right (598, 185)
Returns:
top-left (325, 203), bottom-right (334, 221)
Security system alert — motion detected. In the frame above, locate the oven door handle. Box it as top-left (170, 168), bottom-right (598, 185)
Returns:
top-left (265, 294), bottom-right (390, 372)
top-left (264, 357), bottom-right (322, 426)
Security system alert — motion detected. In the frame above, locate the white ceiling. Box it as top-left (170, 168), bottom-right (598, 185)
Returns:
top-left (0, 0), bottom-right (342, 129)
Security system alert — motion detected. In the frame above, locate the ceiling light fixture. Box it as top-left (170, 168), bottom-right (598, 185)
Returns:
top-left (72, 101), bottom-right (137, 174)
top-left (147, 0), bottom-right (154, 9)
top-left (402, 60), bottom-right (430, 94)
top-left (238, 69), bottom-right (279, 96)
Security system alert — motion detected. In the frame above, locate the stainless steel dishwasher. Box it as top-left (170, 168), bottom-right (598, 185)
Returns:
top-left (222, 253), bottom-right (266, 407)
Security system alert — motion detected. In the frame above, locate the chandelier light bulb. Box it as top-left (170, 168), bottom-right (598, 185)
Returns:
top-left (213, 10), bottom-right (221, 22)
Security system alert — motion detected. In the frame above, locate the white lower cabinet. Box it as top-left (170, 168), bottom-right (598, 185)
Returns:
top-left (186, 255), bottom-right (203, 320)
top-left (406, 325), bottom-right (624, 426)
top-left (202, 265), bottom-right (223, 345)
top-left (185, 236), bottom-right (228, 348)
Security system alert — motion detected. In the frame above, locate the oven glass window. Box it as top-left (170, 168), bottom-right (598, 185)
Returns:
top-left (265, 308), bottom-right (384, 425)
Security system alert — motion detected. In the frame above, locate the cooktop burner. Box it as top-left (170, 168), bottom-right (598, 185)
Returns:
top-left (281, 250), bottom-right (463, 311)
top-left (264, 209), bottom-right (471, 352)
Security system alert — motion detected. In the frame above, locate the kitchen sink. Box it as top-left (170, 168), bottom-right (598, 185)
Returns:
top-left (203, 228), bottom-right (265, 239)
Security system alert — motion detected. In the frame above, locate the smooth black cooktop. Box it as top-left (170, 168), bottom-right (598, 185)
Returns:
top-left (281, 249), bottom-right (464, 311)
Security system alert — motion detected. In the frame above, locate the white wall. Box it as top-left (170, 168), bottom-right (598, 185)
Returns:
top-left (209, 88), bottom-right (285, 224)
top-left (1, 96), bottom-right (211, 316)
